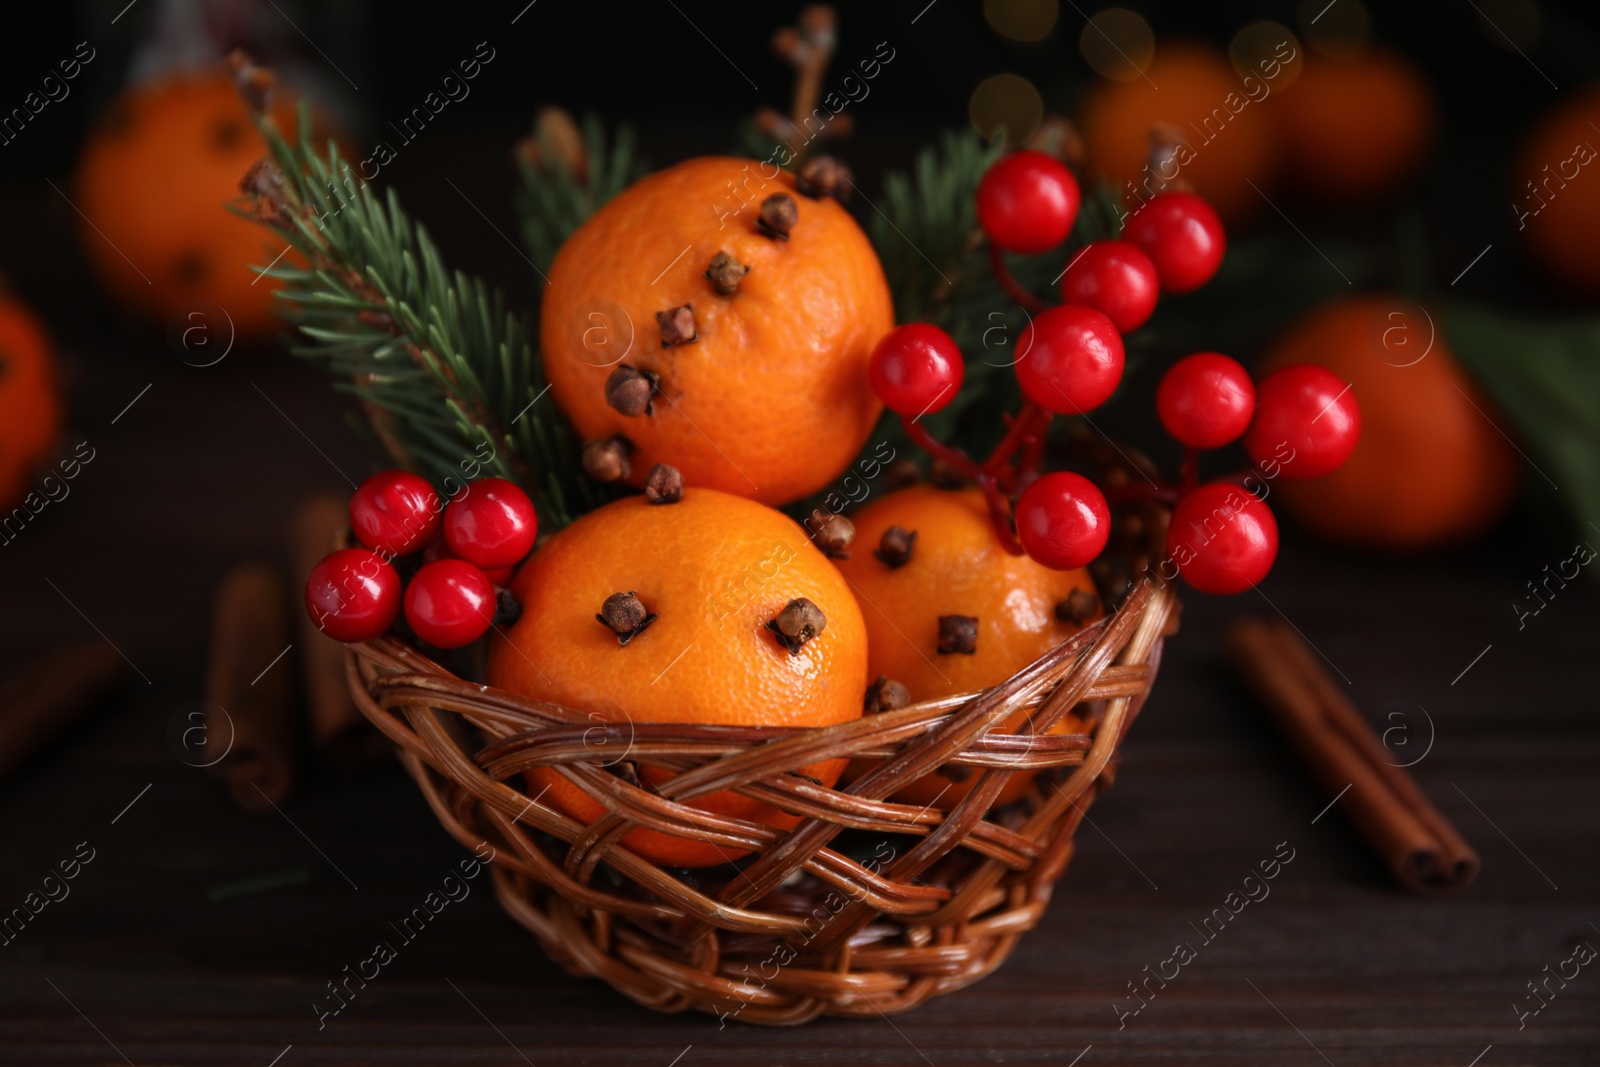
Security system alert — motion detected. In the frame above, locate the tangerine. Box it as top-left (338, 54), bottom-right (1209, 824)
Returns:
top-left (487, 488), bottom-right (868, 867)
top-left (0, 295), bottom-right (63, 510)
top-left (74, 70), bottom-right (313, 339)
top-left (831, 486), bottom-right (1100, 809)
top-left (1269, 50), bottom-right (1435, 204)
top-left (1260, 298), bottom-right (1520, 549)
top-left (1514, 87), bottom-right (1600, 296)
top-left (1079, 41), bottom-right (1280, 224)
top-left (538, 157), bottom-right (894, 506)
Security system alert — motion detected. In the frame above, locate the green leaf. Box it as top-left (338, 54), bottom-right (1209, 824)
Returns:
top-left (1443, 302), bottom-right (1600, 546)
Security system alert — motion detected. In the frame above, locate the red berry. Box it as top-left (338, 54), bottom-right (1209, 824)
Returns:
top-left (1156, 353), bottom-right (1256, 450)
top-left (404, 559), bottom-right (495, 648)
top-left (1123, 192), bottom-right (1226, 294)
top-left (348, 469), bottom-right (441, 557)
top-left (1243, 364), bottom-right (1361, 480)
top-left (305, 547), bottom-right (401, 643)
top-left (976, 150), bottom-right (1081, 254)
top-left (1167, 483), bottom-right (1279, 594)
top-left (1014, 305), bottom-right (1125, 415)
top-left (443, 478), bottom-right (538, 570)
top-left (1059, 240), bottom-right (1160, 334)
top-left (422, 537), bottom-right (514, 585)
top-left (868, 323), bottom-right (965, 417)
top-left (1015, 471), bottom-right (1111, 570)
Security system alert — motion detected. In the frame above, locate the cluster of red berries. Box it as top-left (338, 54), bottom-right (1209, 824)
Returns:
top-left (865, 149), bottom-right (1358, 596)
top-left (1156, 354), bottom-right (1359, 593)
top-left (977, 149), bottom-right (1225, 330)
top-left (304, 470), bottom-right (538, 648)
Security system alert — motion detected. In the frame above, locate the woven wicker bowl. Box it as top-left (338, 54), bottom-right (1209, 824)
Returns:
top-left (345, 490), bottom-right (1177, 1025)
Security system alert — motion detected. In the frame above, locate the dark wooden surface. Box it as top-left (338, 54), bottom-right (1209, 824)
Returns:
top-left (1, 313), bottom-right (1597, 1066)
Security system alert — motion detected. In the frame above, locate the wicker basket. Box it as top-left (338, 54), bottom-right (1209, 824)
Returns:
top-left (344, 488), bottom-right (1178, 1025)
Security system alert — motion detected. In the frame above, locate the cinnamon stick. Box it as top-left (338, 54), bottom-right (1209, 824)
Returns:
top-left (289, 494), bottom-right (386, 773)
top-left (206, 564), bottom-right (295, 810)
top-left (1226, 616), bottom-right (1479, 895)
top-left (0, 642), bottom-right (129, 781)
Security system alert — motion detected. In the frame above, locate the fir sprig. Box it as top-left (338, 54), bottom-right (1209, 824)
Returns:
top-left (514, 111), bottom-right (646, 278)
top-left (241, 99), bottom-right (604, 529)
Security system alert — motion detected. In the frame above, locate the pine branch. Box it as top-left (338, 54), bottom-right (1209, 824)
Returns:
top-left (239, 99), bottom-right (606, 530)
top-left (514, 110), bottom-right (645, 278)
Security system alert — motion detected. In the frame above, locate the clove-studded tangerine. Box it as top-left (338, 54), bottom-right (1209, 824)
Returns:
top-left (539, 157), bottom-right (894, 506)
top-left (488, 487), bottom-right (868, 868)
top-left (73, 69), bottom-right (332, 340)
top-left (831, 485), bottom-right (1102, 809)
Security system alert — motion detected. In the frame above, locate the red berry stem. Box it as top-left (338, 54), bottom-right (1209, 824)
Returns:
top-left (1208, 468), bottom-right (1264, 488)
top-left (987, 244), bottom-right (1050, 315)
top-left (1017, 412), bottom-right (1051, 487)
top-left (901, 416), bottom-right (982, 481)
top-left (1103, 483), bottom-right (1181, 506)
top-left (1179, 446), bottom-right (1201, 494)
top-left (900, 414), bottom-right (1025, 555)
top-left (979, 475), bottom-right (1025, 556)
top-left (982, 402), bottom-right (1050, 478)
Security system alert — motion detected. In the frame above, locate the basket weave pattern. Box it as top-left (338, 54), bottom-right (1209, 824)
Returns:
top-left (347, 557), bottom-right (1177, 1024)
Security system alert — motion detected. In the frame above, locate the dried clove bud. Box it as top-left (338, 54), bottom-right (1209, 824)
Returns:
top-left (937, 614), bottom-right (978, 655)
top-left (808, 509), bottom-right (855, 559)
top-left (643, 463), bottom-right (684, 505)
top-left (930, 457), bottom-right (970, 489)
top-left (1146, 122), bottom-right (1193, 194)
top-left (239, 160), bottom-right (292, 228)
top-left (1026, 114), bottom-right (1085, 167)
top-left (882, 458), bottom-right (921, 492)
top-left (597, 591), bottom-right (657, 646)
top-left (605, 365), bottom-right (657, 417)
top-left (493, 586), bottom-right (523, 627)
top-left (767, 597), bottom-right (826, 655)
top-left (795, 155), bottom-right (854, 202)
top-left (227, 50), bottom-right (275, 115)
top-left (874, 526), bottom-right (917, 569)
top-left (656, 304), bottom-right (698, 347)
top-left (864, 675), bottom-right (911, 713)
top-left (1055, 589), bottom-right (1100, 626)
top-left (581, 436), bottom-right (632, 483)
top-left (757, 193), bottom-right (798, 240)
top-left (704, 251), bottom-right (750, 295)
top-left (514, 106), bottom-right (589, 182)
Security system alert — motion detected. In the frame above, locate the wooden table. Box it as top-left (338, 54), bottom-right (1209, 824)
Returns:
top-left (1, 321), bottom-right (1596, 1066)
